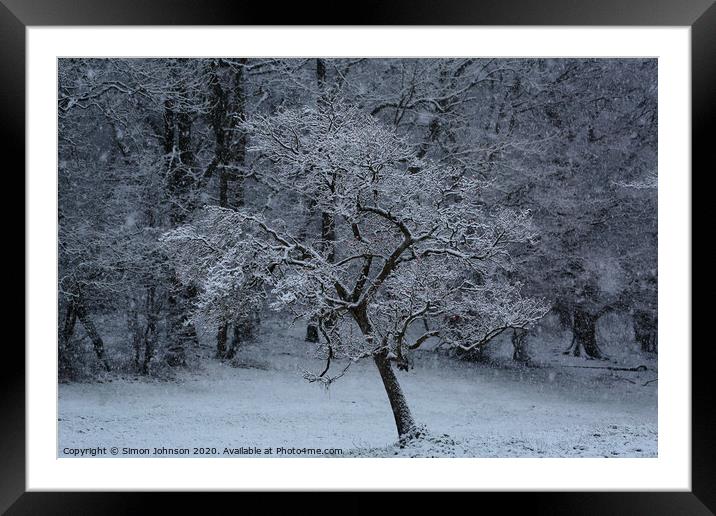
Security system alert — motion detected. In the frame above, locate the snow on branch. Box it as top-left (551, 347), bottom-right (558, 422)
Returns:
top-left (163, 97), bottom-right (548, 377)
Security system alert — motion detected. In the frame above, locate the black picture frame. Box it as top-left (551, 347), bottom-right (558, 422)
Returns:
top-left (3, 0), bottom-right (710, 513)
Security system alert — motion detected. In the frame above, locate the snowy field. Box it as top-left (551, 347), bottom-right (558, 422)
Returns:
top-left (58, 317), bottom-right (657, 458)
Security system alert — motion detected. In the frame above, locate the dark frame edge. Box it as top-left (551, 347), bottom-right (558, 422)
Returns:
top-left (0, 0), bottom-right (714, 25)
top-left (0, 1), bottom-right (26, 514)
top-left (691, 1), bottom-right (716, 513)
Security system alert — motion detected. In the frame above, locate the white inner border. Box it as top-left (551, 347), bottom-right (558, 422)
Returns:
top-left (27, 27), bottom-right (691, 491)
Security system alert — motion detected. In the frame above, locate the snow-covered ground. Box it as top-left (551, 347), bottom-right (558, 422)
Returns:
top-left (58, 317), bottom-right (657, 458)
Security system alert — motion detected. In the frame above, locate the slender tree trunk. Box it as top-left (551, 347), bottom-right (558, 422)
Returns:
top-left (59, 299), bottom-right (78, 379)
top-left (166, 280), bottom-right (197, 367)
top-left (210, 60), bottom-right (230, 209)
top-left (128, 300), bottom-right (142, 370)
top-left (373, 350), bottom-right (418, 439)
top-left (74, 299), bottom-right (111, 371)
top-left (142, 286), bottom-right (158, 374)
top-left (162, 98), bottom-right (175, 163)
top-left (60, 300), bottom-right (77, 346)
top-left (210, 63), bottom-right (232, 359)
top-left (316, 58), bottom-right (326, 91)
top-left (226, 322), bottom-right (241, 360)
top-left (165, 93), bottom-right (199, 366)
top-left (308, 205), bottom-right (335, 345)
top-left (164, 96), bottom-right (183, 368)
top-left (306, 58), bottom-right (331, 343)
top-left (217, 322), bottom-right (228, 359)
top-left (633, 310), bottom-right (657, 353)
top-left (232, 58), bottom-right (248, 209)
top-left (321, 211), bottom-right (336, 262)
top-left (210, 59), bottom-right (254, 356)
top-left (511, 328), bottom-right (530, 362)
top-left (229, 60), bottom-right (257, 347)
top-left (353, 306), bottom-right (417, 439)
top-left (218, 173), bottom-right (229, 207)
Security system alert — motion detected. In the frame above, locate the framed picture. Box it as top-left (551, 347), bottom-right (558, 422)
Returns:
top-left (6, 0), bottom-right (710, 511)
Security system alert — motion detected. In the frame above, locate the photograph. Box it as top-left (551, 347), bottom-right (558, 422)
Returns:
top-left (57, 57), bottom-right (658, 459)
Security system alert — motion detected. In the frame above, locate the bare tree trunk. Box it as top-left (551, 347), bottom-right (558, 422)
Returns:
top-left (553, 299), bottom-right (573, 330)
top-left (226, 322), bottom-right (241, 360)
top-left (511, 328), bottom-right (530, 362)
top-left (209, 61), bottom-right (232, 358)
top-left (165, 93), bottom-right (199, 366)
top-left (166, 280), bottom-right (197, 367)
top-left (216, 322), bottom-right (228, 359)
top-left (229, 60), bottom-right (257, 349)
top-left (321, 211), bottom-right (336, 262)
top-left (142, 286), bottom-right (158, 374)
top-left (306, 58), bottom-right (331, 344)
top-left (353, 306), bottom-right (418, 439)
top-left (128, 300), bottom-right (142, 370)
top-left (59, 299), bottom-right (78, 380)
top-left (373, 350), bottom-right (418, 439)
top-left (60, 299), bottom-right (77, 346)
top-left (210, 59), bottom-right (254, 356)
top-left (74, 299), bottom-right (111, 371)
top-left (633, 310), bottom-right (657, 353)
top-left (232, 58), bottom-right (248, 209)
top-left (570, 307), bottom-right (602, 359)
top-left (316, 58), bottom-right (326, 91)
top-left (209, 59), bottom-right (231, 209)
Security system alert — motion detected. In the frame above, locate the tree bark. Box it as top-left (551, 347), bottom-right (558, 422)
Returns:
top-left (216, 322), bottom-right (228, 359)
top-left (165, 94), bottom-right (199, 365)
top-left (142, 286), bottom-right (158, 374)
top-left (353, 306), bottom-right (417, 439)
top-left (511, 328), bottom-right (530, 362)
top-left (306, 58), bottom-right (332, 343)
top-left (59, 299), bottom-right (78, 379)
top-left (60, 300), bottom-right (77, 346)
top-left (373, 350), bottom-right (418, 439)
top-left (570, 307), bottom-right (603, 359)
top-left (226, 322), bottom-right (241, 360)
top-left (210, 62), bottom-right (233, 357)
top-left (321, 211), bottom-right (336, 262)
top-left (316, 58), bottom-right (326, 91)
top-left (633, 310), bottom-right (657, 353)
top-left (211, 59), bottom-right (252, 356)
top-left (128, 301), bottom-right (142, 370)
top-left (232, 58), bottom-right (248, 209)
top-left (162, 98), bottom-right (175, 160)
top-left (209, 60), bottom-right (230, 208)
top-left (74, 299), bottom-right (111, 371)
top-left (166, 280), bottom-right (197, 367)
top-left (553, 299), bottom-right (573, 330)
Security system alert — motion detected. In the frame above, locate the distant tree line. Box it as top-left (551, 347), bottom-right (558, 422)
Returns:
top-left (58, 58), bottom-right (657, 386)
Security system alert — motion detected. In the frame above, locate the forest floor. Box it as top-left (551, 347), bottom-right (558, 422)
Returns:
top-left (58, 316), bottom-right (657, 458)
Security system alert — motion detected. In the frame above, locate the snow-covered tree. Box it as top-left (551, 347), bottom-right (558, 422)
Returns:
top-left (163, 98), bottom-right (547, 438)
top-left (469, 59), bottom-right (658, 359)
top-left (58, 57), bottom-right (656, 400)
